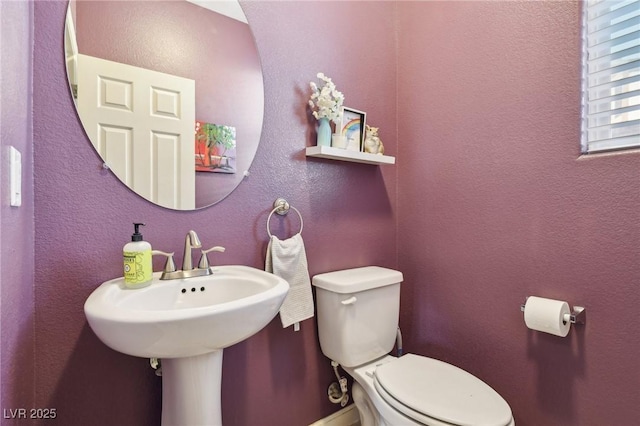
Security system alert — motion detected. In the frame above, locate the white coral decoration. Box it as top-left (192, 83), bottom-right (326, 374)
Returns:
top-left (308, 72), bottom-right (344, 124)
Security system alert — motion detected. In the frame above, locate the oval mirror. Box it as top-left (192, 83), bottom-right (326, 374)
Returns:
top-left (64, 0), bottom-right (264, 210)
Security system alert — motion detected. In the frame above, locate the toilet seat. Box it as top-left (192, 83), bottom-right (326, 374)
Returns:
top-left (373, 354), bottom-right (513, 426)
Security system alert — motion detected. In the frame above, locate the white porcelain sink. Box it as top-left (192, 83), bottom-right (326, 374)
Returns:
top-left (85, 265), bottom-right (288, 358)
top-left (84, 265), bottom-right (289, 426)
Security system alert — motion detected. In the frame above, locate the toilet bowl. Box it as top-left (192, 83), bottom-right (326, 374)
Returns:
top-left (347, 355), bottom-right (514, 426)
top-left (312, 267), bottom-right (514, 426)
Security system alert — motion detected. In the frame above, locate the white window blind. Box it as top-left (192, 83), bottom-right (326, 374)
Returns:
top-left (581, 0), bottom-right (640, 153)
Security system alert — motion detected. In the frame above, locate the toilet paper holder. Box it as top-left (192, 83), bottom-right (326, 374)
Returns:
top-left (520, 297), bottom-right (586, 325)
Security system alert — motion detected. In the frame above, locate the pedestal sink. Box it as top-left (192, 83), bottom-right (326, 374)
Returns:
top-left (84, 265), bottom-right (289, 426)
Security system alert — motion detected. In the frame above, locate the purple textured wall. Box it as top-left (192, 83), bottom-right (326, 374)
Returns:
top-left (32, 1), bottom-right (397, 425)
top-left (397, 2), bottom-right (640, 425)
top-left (0, 0), bottom-right (36, 420)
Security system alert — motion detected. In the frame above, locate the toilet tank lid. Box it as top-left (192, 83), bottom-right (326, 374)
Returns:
top-left (312, 266), bottom-right (403, 293)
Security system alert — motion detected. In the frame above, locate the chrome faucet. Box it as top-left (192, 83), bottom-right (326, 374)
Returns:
top-left (153, 230), bottom-right (225, 280)
top-left (182, 230), bottom-right (202, 271)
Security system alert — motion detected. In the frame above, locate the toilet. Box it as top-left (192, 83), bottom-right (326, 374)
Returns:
top-left (312, 266), bottom-right (514, 426)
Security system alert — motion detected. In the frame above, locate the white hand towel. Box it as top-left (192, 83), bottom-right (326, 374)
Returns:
top-left (265, 233), bottom-right (314, 329)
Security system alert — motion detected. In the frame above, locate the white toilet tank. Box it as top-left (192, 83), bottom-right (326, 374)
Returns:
top-left (312, 266), bottom-right (403, 368)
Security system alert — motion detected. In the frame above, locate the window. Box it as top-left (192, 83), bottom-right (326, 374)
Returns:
top-left (581, 0), bottom-right (640, 153)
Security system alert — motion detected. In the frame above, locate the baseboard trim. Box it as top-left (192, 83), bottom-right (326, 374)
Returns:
top-left (309, 404), bottom-right (360, 426)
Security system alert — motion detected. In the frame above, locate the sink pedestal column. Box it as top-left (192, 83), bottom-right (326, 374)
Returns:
top-left (161, 350), bottom-right (223, 426)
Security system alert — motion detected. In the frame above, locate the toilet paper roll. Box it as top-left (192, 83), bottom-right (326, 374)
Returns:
top-left (524, 296), bottom-right (571, 337)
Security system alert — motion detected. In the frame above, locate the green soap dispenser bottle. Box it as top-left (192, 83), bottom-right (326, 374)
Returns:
top-left (123, 223), bottom-right (153, 289)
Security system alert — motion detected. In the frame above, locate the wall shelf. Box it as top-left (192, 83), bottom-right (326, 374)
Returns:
top-left (305, 146), bottom-right (395, 165)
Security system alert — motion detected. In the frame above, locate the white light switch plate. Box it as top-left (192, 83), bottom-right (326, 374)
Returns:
top-left (10, 146), bottom-right (22, 207)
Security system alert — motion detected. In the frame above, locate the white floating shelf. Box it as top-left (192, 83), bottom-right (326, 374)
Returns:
top-left (305, 146), bottom-right (395, 165)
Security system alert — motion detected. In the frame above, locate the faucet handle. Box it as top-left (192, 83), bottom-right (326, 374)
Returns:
top-left (152, 250), bottom-right (176, 273)
top-left (198, 246), bottom-right (226, 269)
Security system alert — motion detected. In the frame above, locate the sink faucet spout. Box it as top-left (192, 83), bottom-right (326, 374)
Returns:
top-left (182, 230), bottom-right (202, 270)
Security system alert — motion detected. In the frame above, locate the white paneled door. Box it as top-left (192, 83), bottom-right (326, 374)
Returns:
top-left (77, 54), bottom-right (196, 210)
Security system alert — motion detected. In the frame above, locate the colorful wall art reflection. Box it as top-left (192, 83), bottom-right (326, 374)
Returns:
top-left (195, 121), bottom-right (237, 174)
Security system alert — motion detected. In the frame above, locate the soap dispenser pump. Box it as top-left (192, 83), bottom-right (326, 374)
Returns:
top-left (123, 222), bottom-right (153, 289)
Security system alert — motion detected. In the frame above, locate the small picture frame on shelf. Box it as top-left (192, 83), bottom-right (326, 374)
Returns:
top-left (340, 107), bottom-right (366, 152)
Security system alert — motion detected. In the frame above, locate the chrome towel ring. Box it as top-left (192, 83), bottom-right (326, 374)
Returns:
top-left (267, 198), bottom-right (304, 238)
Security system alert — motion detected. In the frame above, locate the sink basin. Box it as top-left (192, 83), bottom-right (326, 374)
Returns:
top-left (84, 265), bottom-right (289, 358)
top-left (85, 264), bottom-right (289, 425)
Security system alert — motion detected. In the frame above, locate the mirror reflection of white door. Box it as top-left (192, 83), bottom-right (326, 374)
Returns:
top-left (77, 54), bottom-right (196, 210)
